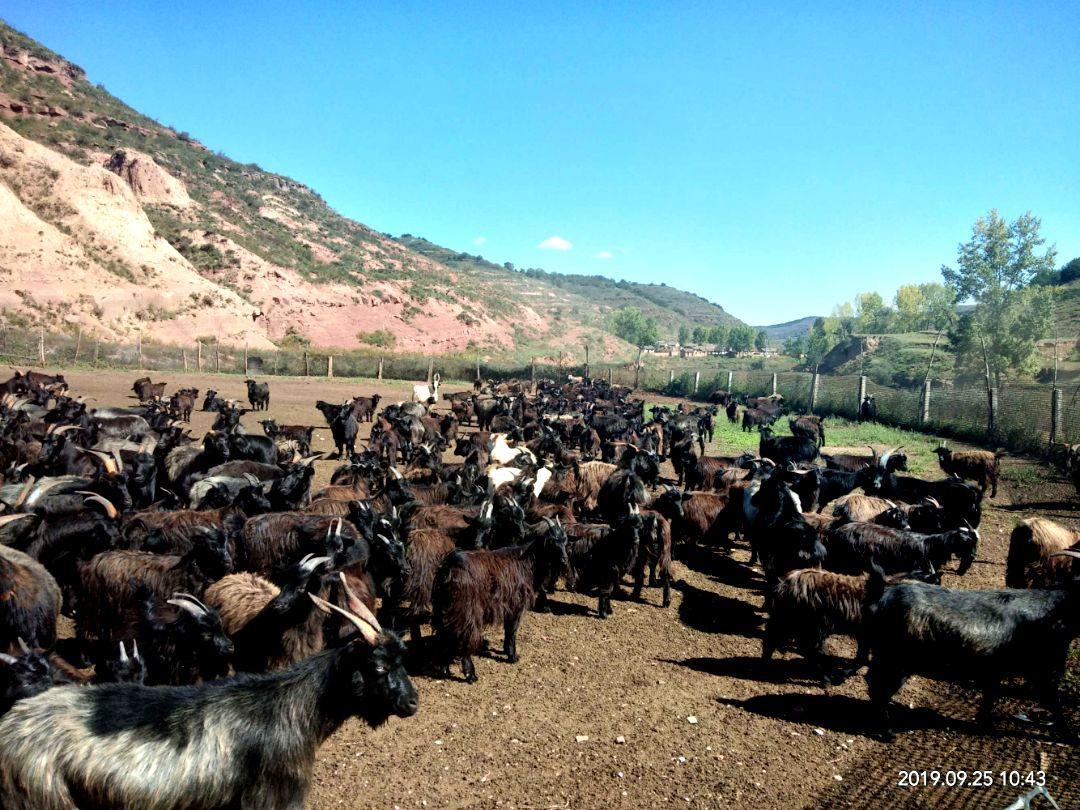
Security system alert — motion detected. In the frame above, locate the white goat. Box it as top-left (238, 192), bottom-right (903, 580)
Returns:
top-left (412, 373), bottom-right (441, 404)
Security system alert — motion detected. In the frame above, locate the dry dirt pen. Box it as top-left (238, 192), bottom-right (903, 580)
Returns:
top-left (60, 370), bottom-right (1078, 809)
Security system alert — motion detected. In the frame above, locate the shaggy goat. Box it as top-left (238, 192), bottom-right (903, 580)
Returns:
top-left (933, 444), bottom-right (1002, 498)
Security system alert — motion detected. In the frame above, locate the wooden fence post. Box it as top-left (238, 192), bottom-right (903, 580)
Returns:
top-left (475, 355), bottom-right (481, 382)
top-left (182, 348), bottom-right (188, 372)
top-left (303, 351), bottom-right (310, 377)
top-left (197, 342), bottom-right (203, 372)
top-left (584, 345), bottom-right (590, 379)
top-left (607, 366), bottom-right (613, 386)
top-left (668, 369), bottom-right (675, 386)
top-left (693, 370), bottom-right (700, 394)
top-left (327, 355), bottom-right (334, 378)
top-left (427, 358), bottom-right (434, 385)
top-left (531, 359), bottom-right (536, 392)
top-left (634, 359), bottom-right (642, 391)
top-left (38, 327), bottom-right (45, 365)
top-left (858, 375), bottom-right (867, 412)
top-left (920, 380), bottom-right (931, 425)
top-left (809, 373), bottom-right (820, 414)
top-left (244, 346), bottom-right (249, 376)
top-left (73, 329), bottom-right (83, 364)
top-left (1051, 388), bottom-right (1064, 445)
top-left (770, 373), bottom-right (777, 396)
top-left (987, 387), bottom-right (999, 437)
top-left (214, 345), bottom-right (220, 374)
top-left (93, 342), bottom-right (100, 367)
top-left (726, 370), bottom-right (733, 392)
top-left (137, 333), bottom-right (142, 368)
top-left (377, 358), bottom-right (384, 380)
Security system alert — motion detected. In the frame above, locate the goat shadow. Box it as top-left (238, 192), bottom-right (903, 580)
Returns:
top-left (677, 545), bottom-right (762, 590)
top-left (665, 654), bottom-right (848, 687)
top-left (716, 693), bottom-right (950, 739)
top-left (998, 500), bottom-right (1080, 513)
top-left (675, 580), bottom-right (762, 638)
top-left (536, 597), bottom-right (593, 618)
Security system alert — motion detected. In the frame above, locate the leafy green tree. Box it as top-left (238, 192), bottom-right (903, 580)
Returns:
top-left (942, 210), bottom-right (1056, 386)
top-left (728, 324), bottom-right (755, 353)
top-left (754, 330), bottom-right (769, 351)
top-left (611, 306), bottom-right (660, 347)
top-left (677, 325), bottom-right (691, 346)
top-left (805, 317), bottom-right (839, 370)
top-left (707, 325), bottom-right (728, 347)
top-left (691, 325), bottom-right (708, 344)
top-left (1060, 257), bottom-right (1080, 285)
top-left (855, 292), bottom-right (893, 333)
top-left (783, 335), bottom-right (806, 358)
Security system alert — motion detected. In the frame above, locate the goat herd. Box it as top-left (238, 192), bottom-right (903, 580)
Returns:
top-left (0, 368), bottom-right (1076, 808)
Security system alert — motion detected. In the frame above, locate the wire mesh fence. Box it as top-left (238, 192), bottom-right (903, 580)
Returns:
top-left (4, 327), bottom-right (1080, 456)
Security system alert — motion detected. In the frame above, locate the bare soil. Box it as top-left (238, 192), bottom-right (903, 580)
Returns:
top-left (61, 370), bottom-right (1079, 809)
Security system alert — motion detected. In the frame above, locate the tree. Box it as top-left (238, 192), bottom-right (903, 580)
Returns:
top-left (942, 210), bottom-right (1057, 386)
top-left (611, 306), bottom-right (660, 348)
top-left (783, 335), bottom-right (806, 358)
top-left (805, 317), bottom-right (839, 370)
top-left (855, 292), bottom-right (893, 333)
top-left (707, 325), bottom-right (728, 347)
top-left (691, 325), bottom-right (708, 344)
top-left (728, 324), bottom-right (755, 353)
top-left (677, 325), bottom-right (691, 346)
top-left (754, 330), bottom-right (769, 351)
top-left (1060, 257), bottom-right (1080, 285)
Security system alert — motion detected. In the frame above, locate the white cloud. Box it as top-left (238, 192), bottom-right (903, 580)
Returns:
top-left (473, 236), bottom-right (487, 246)
top-left (538, 235), bottom-right (573, 251)
top-left (595, 250), bottom-right (613, 260)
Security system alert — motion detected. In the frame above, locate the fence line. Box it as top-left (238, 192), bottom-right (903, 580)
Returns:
top-left (2, 328), bottom-right (1078, 455)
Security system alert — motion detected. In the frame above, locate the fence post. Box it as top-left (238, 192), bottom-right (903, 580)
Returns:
top-left (770, 373), bottom-right (777, 396)
top-left (1051, 388), bottom-right (1063, 445)
top-left (93, 342), bottom-right (100, 367)
top-left (197, 342), bottom-right (203, 372)
top-left (858, 375), bottom-right (867, 411)
top-left (919, 380), bottom-right (931, 424)
top-left (214, 345), bottom-right (220, 374)
top-left (531, 359), bottom-right (536, 392)
top-left (693, 370), bottom-right (700, 394)
top-left (38, 327), bottom-right (45, 365)
top-left (584, 345), bottom-right (590, 379)
top-left (182, 348), bottom-right (188, 371)
top-left (327, 355), bottom-right (334, 378)
top-left (377, 358), bottom-right (384, 380)
top-left (607, 366), bottom-right (613, 386)
top-left (72, 329), bottom-right (83, 364)
top-left (808, 373), bottom-right (819, 414)
top-left (475, 355), bottom-right (481, 382)
top-left (987, 387), bottom-right (999, 437)
top-left (303, 351), bottom-right (309, 377)
top-left (726, 370), bottom-right (733, 392)
top-left (243, 346), bottom-right (249, 376)
top-left (634, 360), bottom-right (642, 391)
top-left (137, 333), bottom-right (142, 368)
top-left (426, 358), bottom-right (434, 385)
top-left (668, 369), bottom-right (674, 387)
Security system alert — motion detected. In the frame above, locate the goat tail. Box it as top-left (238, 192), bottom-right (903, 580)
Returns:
top-left (863, 563), bottom-right (886, 608)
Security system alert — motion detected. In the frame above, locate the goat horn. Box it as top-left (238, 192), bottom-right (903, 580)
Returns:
top-left (0, 514), bottom-right (35, 528)
top-left (0, 653), bottom-right (17, 665)
top-left (76, 492), bottom-right (118, 519)
top-left (17, 638), bottom-right (30, 655)
top-left (1049, 550), bottom-right (1080, 559)
top-left (308, 592), bottom-right (379, 646)
top-left (51, 424), bottom-right (83, 435)
top-left (300, 555), bottom-right (331, 574)
top-left (132, 639), bottom-right (140, 660)
top-left (299, 453), bottom-right (325, 466)
top-left (119, 641), bottom-right (129, 663)
top-left (171, 592), bottom-right (211, 613)
top-left (166, 597), bottom-right (206, 618)
top-left (337, 572), bottom-right (382, 632)
top-left (13, 477), bottom-right (36, 510)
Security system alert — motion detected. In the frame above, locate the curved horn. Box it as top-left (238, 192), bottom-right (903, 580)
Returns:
top-left (337, 572), bottom-right (382, 632)
top-left (300, 555), bottom-right (332, 574)
top-left (0, 514), bottom-right (35, 528)
top-left (0, 653), bottom-right (17, 665)
top-left (17, 638), bottom-right (31, 655)
top-left (51, 424), bottom-right (83, 435)
top-left (132, 639), bottom-right (140, 660)
top-left (119, 641), bottom-right (129, 663)
top-left (1049, 550), bottom-right (1080, 559)
top-left (166, 597), bottom-right (206, 618)
top-left (76, 491), bottom-right (118, 519)
top-left (169, 592), bottom-right (211, 613)
top-left (308, 592), bottom-right (379, 646)
top-left (13, 477), bottom-right (36, 510)
top-left (111, 449), bottom-right (125, 472)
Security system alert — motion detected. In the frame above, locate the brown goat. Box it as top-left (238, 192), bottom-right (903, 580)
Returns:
top-left (934, 446), bottom-right (1002, 497)
top-left (830, 494), bottom-right (896, 524)
top-left (385, 528), bottom-right (457, 641)
top-left (571, 460), bottom-right (617, 513)
top-left (1006, 517), bottom-right (1080, 588)
top-left (0, 544), bottom-right (62, 652)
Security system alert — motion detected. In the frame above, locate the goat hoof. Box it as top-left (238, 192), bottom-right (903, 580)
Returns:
top-left (877, 729), bottom-right (896, 743)
top-left (465, 674), bottom-right (478, 684)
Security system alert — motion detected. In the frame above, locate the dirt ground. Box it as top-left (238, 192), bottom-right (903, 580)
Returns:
top-left (59, 369), bottom-right (1079, 809)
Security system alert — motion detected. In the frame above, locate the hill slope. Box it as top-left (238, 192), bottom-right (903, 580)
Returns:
top-left (756, 316), bottom-right (819, 341)
top-left (0, 20), bottom-right (742, 357)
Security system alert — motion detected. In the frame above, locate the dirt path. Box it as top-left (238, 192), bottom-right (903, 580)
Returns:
top-left (59, 371), bottom-right (1079, 808)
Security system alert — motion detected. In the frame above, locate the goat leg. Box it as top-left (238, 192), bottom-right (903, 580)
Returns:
top-left (503, 615), bottom-right (521, 663)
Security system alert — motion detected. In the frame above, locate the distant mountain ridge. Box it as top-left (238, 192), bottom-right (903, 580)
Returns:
top-left (756, 316), bottom-right (819, 341)
top-left (0, 20), bottom-right (745, 358)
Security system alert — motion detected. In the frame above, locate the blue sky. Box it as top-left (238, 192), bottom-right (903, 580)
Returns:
top-left (4, 1), bottom-right (1077, 324)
